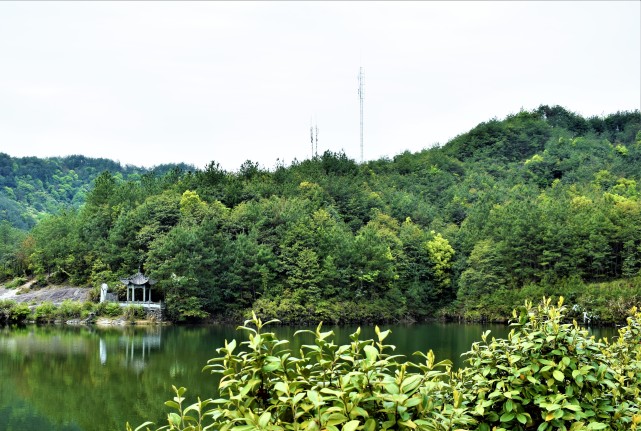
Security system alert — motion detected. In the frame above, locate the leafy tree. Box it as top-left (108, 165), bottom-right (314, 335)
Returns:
top-left (425, 231), bottom-right (455, 302)
top-left (458, 239), bottom-right (508, 301)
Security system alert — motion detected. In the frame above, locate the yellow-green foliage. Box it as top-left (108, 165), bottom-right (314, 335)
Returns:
top-left (462, 298), bottom-right (640, 431)
top-left (129, 299), bottom-right (641, 431)
top-left (425, 232), bottom-right (455, 288)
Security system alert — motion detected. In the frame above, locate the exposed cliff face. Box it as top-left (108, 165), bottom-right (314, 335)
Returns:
top-left (0, 285), bottom-right (90, 305)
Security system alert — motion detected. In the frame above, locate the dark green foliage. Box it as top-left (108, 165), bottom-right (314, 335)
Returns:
top-left (444, 111), bottom-right (552, 161)
top-left (0, 153), bottom-right (192, 232)
top-left (3, 106), bottom-right (641, 323)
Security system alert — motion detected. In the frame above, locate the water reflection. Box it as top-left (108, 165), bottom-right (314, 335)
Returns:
top-left (0, 325), bottom-right (207, 431)
top-left (97, 327), bottom-right (163, 372)
top-left (0, 322), bottom-right (619, 431)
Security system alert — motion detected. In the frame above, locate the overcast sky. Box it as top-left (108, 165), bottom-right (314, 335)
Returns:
top-left (0, 2), bottom-right (639, 172)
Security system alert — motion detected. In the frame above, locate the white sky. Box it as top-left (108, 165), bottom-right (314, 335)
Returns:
top-left (0, 1), bottom-right (639, 172)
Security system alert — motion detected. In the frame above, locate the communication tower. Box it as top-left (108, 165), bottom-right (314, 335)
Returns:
top-left (310, 121), bottom-right (314, 159)
top-left (358, 67), bottom-right (364, 163)
top-left (310, 120), bottom-right (319, 159)
top-left (315, 124), bottom-right (318, 157)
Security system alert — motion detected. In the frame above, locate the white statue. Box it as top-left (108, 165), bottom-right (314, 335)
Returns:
top-left (100, 283), bottom-right (108, 303)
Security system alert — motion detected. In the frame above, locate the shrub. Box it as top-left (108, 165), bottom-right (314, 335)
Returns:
top-left (4, 276), bottom-right (27, 289)
top-left (0, 300), bottom-right (29, 323)
top-left (0, 299), bottom-right (13, 321)
top-left (129, 299), bottom-right (641, 431)
top-left (57, 299), bottom-right (84, 319)
top-left (129, 313), bottom-right (475, 431)
top-left (10, 302), bottom-right (30, 322)
top-left (461, 297), bottom-right (641, 431)
top-left (34, 302), bottom-right (57, 323)
top-left (88, 285), bottom-right (101, 303)
top-left (95, 302), bottom-right (123, 317)
top-left (123, 305), bottom-right (146, 322)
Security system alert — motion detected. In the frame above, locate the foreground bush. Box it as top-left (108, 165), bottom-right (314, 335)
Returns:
top-left (461, 298), bottom-right (640, 431)
top-left (128, 299), bottom-right (641, 431)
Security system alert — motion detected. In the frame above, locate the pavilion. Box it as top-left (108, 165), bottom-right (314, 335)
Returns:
top-left (120, 271), bottom-right (156, 303)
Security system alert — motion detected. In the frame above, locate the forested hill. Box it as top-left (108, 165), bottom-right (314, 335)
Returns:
top-left (0, 153), bottom-right (193, 229)
top-left (1, 105), bottom-right (640, 323)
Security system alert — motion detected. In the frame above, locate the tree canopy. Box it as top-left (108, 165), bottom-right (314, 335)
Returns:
top-left (2, 106), bottom-right (640, 323)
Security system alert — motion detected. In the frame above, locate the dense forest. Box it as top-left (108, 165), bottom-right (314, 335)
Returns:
top-left (1, 105), bottom-right (640, 323)
top-left (0, 153), bottom-right (193, 229)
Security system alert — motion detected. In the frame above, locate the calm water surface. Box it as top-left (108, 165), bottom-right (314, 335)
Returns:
top-left (0, 323), bottom-right (616, 431)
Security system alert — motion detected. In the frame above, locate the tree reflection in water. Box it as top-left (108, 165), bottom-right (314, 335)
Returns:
top-left (0, 323), bottom-right (616, 431)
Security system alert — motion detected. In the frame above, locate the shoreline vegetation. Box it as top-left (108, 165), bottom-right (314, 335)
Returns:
top-left (2, 275), bottom-right (640, 327)
top-left (0, 296), bottom-right (162, 326)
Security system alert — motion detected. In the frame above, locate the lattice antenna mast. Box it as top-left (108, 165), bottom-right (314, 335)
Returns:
top-left (358, 67), bottom-right (364, 163)
top-left (310, 120), bottom-right (314, 159)
top-left (315, 124), bottom-right (319, 157)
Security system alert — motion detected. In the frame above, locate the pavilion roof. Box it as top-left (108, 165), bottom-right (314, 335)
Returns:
top-left (120, 271), bottom-right (156, 286)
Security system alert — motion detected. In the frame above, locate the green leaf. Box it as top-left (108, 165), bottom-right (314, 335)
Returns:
top-left (307, 390), bottom-right (324, 406)
top-left (384, 382), bottom-right (400, 395)
top-left (258, 411), bottom-right (271, 428)
top-left (326, 414), bottom-right (348, 427)
top-left (274, 382), bottom-right (288, 394)
top-left (500, 412), bottom-right (515, 422)
top-left (350, 407), bottom-right (369, 419)
top-left (398, 420), bottom-right (417, 429)
top-left (262, 361), bottom-right (281, 372)
top-left (363, 419), bottom-right (376, 431)
top-left (227, 339), bottom-right (237, 354)
top-left (505, 399), bottom-right (513, 412)
top-left (400, 375), bottom-right (422, 394)
top-left (538, 422), bottom-right (549, 431)
top-left (363, 345), bottom-right (378, 362)
top-left (168, 413), bottom-right (181, 426)
top-left (342, 420), bottom-right (360, 431)
top-left (553, 370), bottom-right (564, 382)
top-left (164, 401), bottom-right (180, 409)
top-left (134, 422), bottom-right (155, 431)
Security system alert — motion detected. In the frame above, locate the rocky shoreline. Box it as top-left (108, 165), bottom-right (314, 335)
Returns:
top-left (1, 284), bottom-right (166, 325)
top-left (0, 284), bottom-right (91, 304)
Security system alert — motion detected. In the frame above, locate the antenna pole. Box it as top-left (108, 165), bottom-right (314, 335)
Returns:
top-left (315, 124), bottom-right (318, 157)
top-left (310, 120), bottom-right (314, 159)
top-left (358, 67), bottom-right (364, 163)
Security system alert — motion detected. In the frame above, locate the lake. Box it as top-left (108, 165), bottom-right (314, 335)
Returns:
top-left (0, 322), bottom-right (617, 431)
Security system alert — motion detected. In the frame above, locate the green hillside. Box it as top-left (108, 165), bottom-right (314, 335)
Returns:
top-left (1, 105), bottom-right (640, 323)
top-left (0, 153), bottom-right (193, 229)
